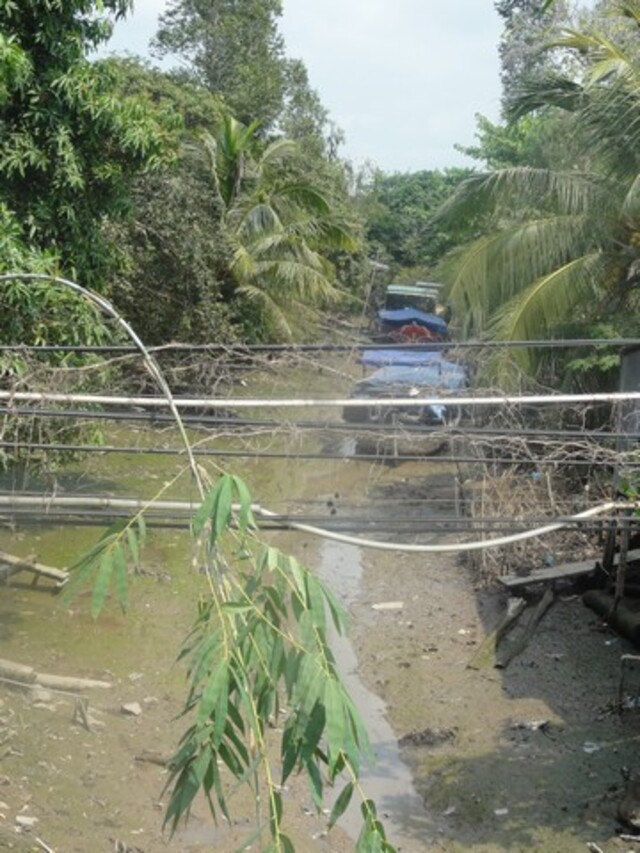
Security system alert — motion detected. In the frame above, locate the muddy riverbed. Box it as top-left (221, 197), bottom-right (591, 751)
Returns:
top-left (1, 361), bottom-right (640, 851)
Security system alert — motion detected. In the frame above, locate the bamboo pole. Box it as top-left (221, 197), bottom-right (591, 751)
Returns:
top-left (0, 550), bottom-right (68, 585)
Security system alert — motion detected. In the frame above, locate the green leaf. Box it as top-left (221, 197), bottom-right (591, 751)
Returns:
top-left (287, 556), bottom-right (308, 604)
top-left (220, 602), bottom-right (254, 613)
top-left (279, 834), bottom-right (295, 853)
top-left (137, 514), bottom-right (146, 547)
top-left (304, 756), bottom-right (324, 809)
top-left (126, 525), bottom-right (140, 569)
top-left (269, 789), bottom-right (283, 839)
top-left (321, 582), bottom-right (347, 634)
top-left (213, 475), bottom-right (234, 540)
top-left (328, 781), bottom-right (354, 829)
top-left (192, 486), bottom-right (218, 537)
top-left (91, 551), bottom-right (114, 619)
top-left (112, 541), bottom-right (129, 612)
top-left (198, 661), bottom-right (229, 732)
top-left (231, 474), bottom-right (256, 532)
top-left (323, 679), bottom-right (345, 767)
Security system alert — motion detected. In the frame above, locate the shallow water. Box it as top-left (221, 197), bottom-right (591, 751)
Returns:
top-left (317, 539), bottom-right (425, 844)
top-left (0, 358), bottom-right (442, 849)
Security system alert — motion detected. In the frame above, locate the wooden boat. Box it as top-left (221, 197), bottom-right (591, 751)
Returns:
top-left (343, 355), bottom-right (468, 428)
top-left (372, 308), bottom-right (449, 344)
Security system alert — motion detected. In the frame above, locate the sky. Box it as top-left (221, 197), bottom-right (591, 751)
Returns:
top-left (102, 1), bottom-right (505, 174)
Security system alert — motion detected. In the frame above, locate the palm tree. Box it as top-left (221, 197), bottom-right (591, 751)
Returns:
top-left (436, 3), bottom-right (640, 378)
top-left (203, 114), bottom-right (358, 339)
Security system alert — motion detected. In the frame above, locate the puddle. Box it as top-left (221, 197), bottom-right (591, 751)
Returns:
top-left (317, 539), bottom-right (426, 847)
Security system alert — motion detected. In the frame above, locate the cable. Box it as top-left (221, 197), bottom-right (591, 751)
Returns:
top-left (1, 338), bottom-right (639, 352)
top-left (253, 500), bottom-right (634, 553)
top-left (3, 388), bottom-right (640, 410)
top-left (0, 494), bottom-right (633, 553)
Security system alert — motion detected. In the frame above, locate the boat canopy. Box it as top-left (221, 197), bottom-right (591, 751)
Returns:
top-left (377, 308), bottom-right (449, 336)
top-left (357, 360), bottom-right (468, 393)
top-left (360, 349), bottom-right (442, 367)
top-left (386, 282), bottom-right (442, 299)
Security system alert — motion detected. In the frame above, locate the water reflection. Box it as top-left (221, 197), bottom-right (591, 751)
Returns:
top-left (317, 539), bottom-right (427, 847)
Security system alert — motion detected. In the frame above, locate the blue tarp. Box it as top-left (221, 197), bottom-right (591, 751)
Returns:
top-left (377, 308), bottom-right (449, 336)
top-left (358, 361), bottom-right (467, 393)
top-left (360, 349), bottom-right (442, 367)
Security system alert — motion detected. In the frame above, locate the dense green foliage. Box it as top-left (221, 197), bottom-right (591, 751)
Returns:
top-left (359, 168), bottom-right (474, 277)
top-left (153, 0), bottom-right (341, 159)
top-left (154, 0), bottom-right (288, 130)
top-left (437, 1), bottom-right (640, 382)
top-left (0, 0), bottom-right (172, 290)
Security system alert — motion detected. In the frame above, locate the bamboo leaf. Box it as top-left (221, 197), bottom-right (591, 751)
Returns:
top-left (269, 789), bottom-right (283, 839)
top-left (126, 525), bottom-right (140, 570)
top-left (304, 756), bottom-right (324, 809)
top-left (212, 475), bottom-right (234, 540)
top-left (279, 835), bottom-right (295, 853)
top-left (198, 661), bottom-right (228, 731)
top-left (112, 541), bottom-right (129, 613)
top-left (323, 679), bottom-right (345, 768)
top-left (220, 602), bottom-right (254, 613)
top-left (328, 781), bottom-right (354, 829)
top-left (163, 763), bottom-right (205, 833)
top-left (137, 514), bottom-right (146, 547)
top-left (231, 474), bottom-right (256, 533)
top-left (321, 582), bottom-right (347, 634)
top-left (192, 486), bottom-right (217, 537)
top-left (91, 551), bottom-right (113, 619)
top-left (287, 556), bottom-right (308, 605)
top-left (306, 574), bottom-right (326, 632)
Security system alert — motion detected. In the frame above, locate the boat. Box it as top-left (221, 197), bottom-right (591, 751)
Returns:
top-left (359, 348), bottom-right (443, 368)
top-left (372, 307), bottom-right (449, 344)
top-left (343, 354), bottom-right (468, 427)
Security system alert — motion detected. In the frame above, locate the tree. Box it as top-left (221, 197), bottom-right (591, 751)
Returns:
top-left (437, 2), bottom-right (640, 381)
top-left (495, 0), bottom-right (576, 112)
top-left (154, 0), bottom-right (288, 131)
top-left (457, 109), bottom-right (584, 171)
top-left (152, 0), bottom-right (342, 159)
top-left (361, 168), bottom-right (475, 275)
top-left (98, 58), bottom-right (238, 345)
top-left (0, 0), bottom-right (172, 290)
top-left (204, 114), bottom-right (360, 340)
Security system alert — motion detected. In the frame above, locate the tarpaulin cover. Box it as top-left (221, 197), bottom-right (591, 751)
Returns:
top-left (360, 349), bottom-right (442, 367)
top-left (377, 308), bottom-right (448, 335)
top-left (354, 361), bottom-right (468, 394)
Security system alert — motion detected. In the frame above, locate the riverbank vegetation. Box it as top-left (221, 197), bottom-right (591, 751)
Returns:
top-left (3, 3), bottom-right (636, 368)
top-left (2, 2), bottom-right (640, 850)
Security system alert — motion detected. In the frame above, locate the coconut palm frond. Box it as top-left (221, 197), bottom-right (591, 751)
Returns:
top-left (436, 167), bottom-right (607, 229)
top-left (622, 173), bottom-right (640, 221)
top-left (555, 29), bottom-right (626, 63)
top-left (272, 182), bottom-right (331, 215)
top-left (263, 258), bottom-right (341, 303)
top-left (508, 74), bottom-right (584, 121)
top-left (440, 214), bottom-right (599, 337)
top-left (235, 281), bottom-right (294, 339)
top-left (234, 202), bottom-right (283, 239)
top-left (258, 138), bottom-right (298, 167)
top-left (616, 1), bottom-right (640, 27)
top-left (491, 252), bottom-right (604, 342)
top-left (313, 220), bottom-right (360, 252)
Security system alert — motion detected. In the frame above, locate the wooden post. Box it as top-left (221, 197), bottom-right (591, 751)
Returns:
top-left (613, 512), bottom-right (631, 613)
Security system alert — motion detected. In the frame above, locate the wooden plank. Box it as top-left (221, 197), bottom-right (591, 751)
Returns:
top-left (499, 548), bottom-right (640, 590)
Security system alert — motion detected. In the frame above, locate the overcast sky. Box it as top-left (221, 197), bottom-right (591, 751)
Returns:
top-left (103, 1), bottom-right (504, 174)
